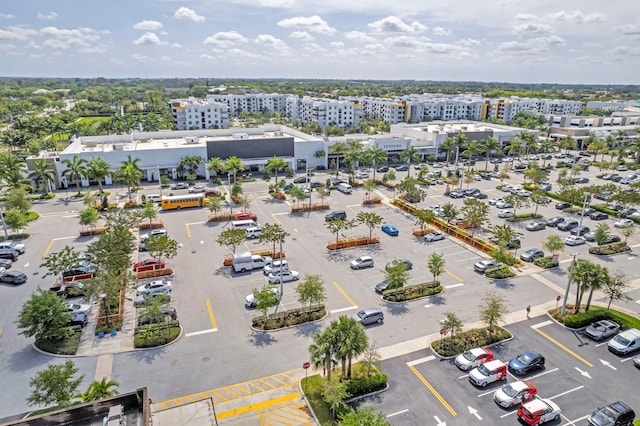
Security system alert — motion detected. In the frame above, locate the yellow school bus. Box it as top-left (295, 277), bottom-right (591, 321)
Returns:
top-left (161, 194), bottom-right (206, 210)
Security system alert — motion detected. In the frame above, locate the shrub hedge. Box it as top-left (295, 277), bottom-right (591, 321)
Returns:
top-left (345, 373), bottom-right (388, 397)
top-left (432, 327), bottom-right (512, 357)
top-left (549, 306), bottom-right (640, 330)
top-left (588, 242), bottom-right (630, 255)
top-left (485, 266), bottom-right (516, 279)
top-left (383, 282), bottom-right (442, 302)
top-left (134, 326), bottom-right (181, 348)
top-left (505, 213), bottom-right (543, 222)
top-left (534, 257), bottom-right (560, 268)
top-left (252, 304), bottom-right (326, 330)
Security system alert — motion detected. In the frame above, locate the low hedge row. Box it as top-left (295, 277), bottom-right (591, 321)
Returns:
top-left (505, 213), bottom-right (543, 222)
top-left (134, 326), bottom-right (181, 348)
top-left (432, 327), bottom-right (512, 357)
top-left (252, 304), bottom-right (326, 330)
top-left (485, 266), bottom-right (516, 279)
top-left (345, 373), bottom-right (387, 398)
top-left (588, 242), bottom-right (630, 255)
top-left (383, 282), bottom-right (442, 302)
top-left (534, 257), bottom-right (560, 268)
top-left (134, 319), bottom-right (180, 335)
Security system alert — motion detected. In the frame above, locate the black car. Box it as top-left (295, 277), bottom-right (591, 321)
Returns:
top-left (514, 163), bottom-right (527, 170)
top-left (589, 211), bottom-right (609, 221)
top-left (546, 216), bottom-right (565, 227)
top-left (376, 166), bottom-right (389, 173)
top-left (620, 207), bottom-right (638, 217)
top-left (325, 210), bottom-right (347, 221)
top-left (555, 202), bottom-right (572, 210)
top-left (588, 401), bottom-right (635, 426)
top-left (68, 312), bottom-right (88, 327)
top-left (62, 266), bottom-right (96, 277)
top-left (309, 181), bottom-right (324, 188)
top-left (574, 177), bottom-right (590, 184)
top-left (374, 280), bottom-right (390, 294)
top-left (293, 176), bottom-right (309, 184)
top-left (395, 165), bottom-right (410, 171)
top-left (557, 220), bottom-right (579, 231)
top-left (600, 235), bottom-right (622, 245)
top-left (508, 352), bottom-right (545, 375)
top-left (385, 259), bottom-right (413, 271)
top-left (0, 271), bottom-right (27, 285)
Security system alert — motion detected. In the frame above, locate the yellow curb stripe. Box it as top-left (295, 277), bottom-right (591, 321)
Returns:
top-left (185, 223), bottom-right (192, 239)
top-left (206, 298), bottom-right (217, 329)
top-left (332, 281), bottom-right (357, 307)
top-left (223, 386), bottom-right (242, 398)
top-left (444, 268), bottom-right (463, 283)
top-left (533, 327), bottom-right (593, 367)
top-left (248, 381), bottom-right (265, 392)
top-left (215, 393), bottom-right (300, 420)
top-left (409, 365), bottom-right (457, 416)
top-left (271, 213), bottom-right (283, 225)
top-left (259, 378), bottom-right (277, 389)
top-left (43, 239), bottom-right (55, 257)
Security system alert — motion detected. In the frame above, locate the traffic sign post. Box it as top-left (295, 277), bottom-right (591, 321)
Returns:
top-left (555, 295), bottom-right (561, 310)
top-left (302, 362), bottom-right (310, 394)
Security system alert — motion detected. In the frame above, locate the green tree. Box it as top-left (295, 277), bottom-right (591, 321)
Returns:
top-left (265, 156), bottom-right (287, 189)
top-left (118, 155), bottom-right (142, 202)
top-left (40, 245), bottom-right (82, 279)
top-left (602, 271), bottom-right (631, 309)
top-left (442, 311), bottom-right (464, 340)
top-left (427, 252), bottom-right (446, 283)
top-left (75, 377), bottom-right (120, 402)
top-left (28, 158), bottom-right (55, 195)
top-left (479, 291), bottom-right (508, 335)
top-left (593, 223), bottom-right (610, 246)
top-left (16, 288), bottom-right (72, 342)
top-left (361, 342), bottom-right (382, 377)
top-left (78, 207), bottom-right (99, 231)
top-left (441, 202), bottom-right (459, 224)
top-left (542, 234), bottom-right (565, 256)
top-left (224, 155), bottom-right (246, 184)
top-left (258, 222), bottom-right (289, 257)
top-left (384, 261), bottom-right (410, 290)
top-left (296, 274), bottom-right (327, 312)
top-left (288, 185), bottom-right (307, 209)
top-left (362, 179), bottom-right (376, 199)
top-left (414, 209), bottom-right (435, 232)
top-left (145, 235), bottom-right (178, 262)
top-left (399, 146), bottom-right (420, 177)
top-left (503, 193), bottom-right (531, 217)
top-left (355, 211), bottom-right (383, 240)
top-left (330, 141), bottom-right (347, 176)
top-left (86, 157), bottom-right (111, 195)
top-left (480, 136), bottom-right (501, 170)
top-left (620, 226), bottom-right (634, 242)
top-left (325, 217), bottom-right (356, 246)
top-left (6, 186), bottom-right (33, 213)
top-left (366, 147), bottom-right (388, 181)
top-left (206, 196), bottom-right (222, 218)
top-left (139, 201), bottom-right (159, 228)
top-left (332, 316), bottom-right (369, 378)
top-left (309, 329), bottom-right (337, 380)
top-left (460, 198), bottom-right (489, 237)
top-left (3, 209), bottom-right (27, 234)
top-left (487, 224), bottom-right (522, 252)
top-left (461, 140), bottom-right (481, 172)
top-left (27, 360), bottom-right (84, 408)
top-left (530, 190), bottom-right (551, 215)
top-left (339, 407), bottom-right (391, 426)
top-left (253, 284), bottom-right (281, 318)
top-left (216, 228), bottom-right (246, 254)
top-left (322, 376), bottom-right (349, 417)
top-left (61, 154), bottom-right (88, 195)
top-left (207, 157), bottom-right (226, 180)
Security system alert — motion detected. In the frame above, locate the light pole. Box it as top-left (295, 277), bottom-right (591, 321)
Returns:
top-left (560, 253), bottom-right (578, 317)
top-left (157, 165), bottom-right (162, 196)
top-left (273, 232), bottom-right (285, 314)
top-left (99, 293), bottom-right (110, 329)
top-left (0, 210), bottom-right (8, 239)
top-left (227, 172), bottom-right (232, 214)
top-left (578, 192), bottom-right (591, 229)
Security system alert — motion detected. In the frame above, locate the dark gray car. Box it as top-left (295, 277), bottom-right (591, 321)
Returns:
top-left (352, 308), bottom-right (384, 325)
top-left (520, 248), bottom-right (544, 262)
top-left (325, 210), bottom-right (347, 221)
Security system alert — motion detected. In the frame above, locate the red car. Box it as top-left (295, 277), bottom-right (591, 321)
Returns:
top-left (235, 212), bottom-right (257, 221)
top-left (133, 258), bottom-right (165, 271)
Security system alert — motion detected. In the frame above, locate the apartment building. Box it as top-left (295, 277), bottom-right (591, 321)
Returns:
top-left (169, 98), bottom-right (230, 130)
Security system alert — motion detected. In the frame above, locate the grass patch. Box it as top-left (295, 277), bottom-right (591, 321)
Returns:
top-left (534, 256), bottom-right (559, 268)
top-left (485, 266), bottom-right (516, 279)
top-left (77, 116), bottom-right (109, 124)
top-left (588, 242), bottom-right (631, 255)
top-left (549, 305), bottom-right (640, 330)
top-left (134, 326), bottom-right (181, 348)
top-left (34, 330), bottom-right (82, 355)
top-left (252, 305), bottom-right (326, 330)
top-left (382, 282), bottom-right (442, 302)
top-left (302, 374), bottom-right (335, 426)
top-left (432, 327), bottom-right (512, 357)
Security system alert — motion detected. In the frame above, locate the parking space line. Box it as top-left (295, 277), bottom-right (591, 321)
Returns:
top-left (408, 365), bottom-right (457, 416)
top-left (532, 327), bottom-right (593, 367)
top-left (562, 414), bottom-right (590, 425)
top-left (206, 298), bottom-right (218, 330)
top-left (332, 281), bottom-right (357, 307)
top-left (185, 223), bottom-right (192, 239)
top-left (330, 306), bottom-right (358, 314)
top-left (548, 385), bottom-right (584, 400)
top-left (406, 355), bottom-right (435, 366)
top-left (444, 269), bottom-right (464, 282)
top-left (185, 329), bottom-right (216, 337)
top-left (42, 235), bottom-right (76, 257)
top-left (271, 212), bottom-right (286, 225)
top-left (445, 283), bottom-right (464, 289)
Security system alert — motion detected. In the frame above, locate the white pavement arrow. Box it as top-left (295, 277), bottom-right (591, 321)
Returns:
top-left (574, 366), bottom-right (592, 378)
top-left (468, 406), bottom-right (482, 420)
top-left (200, 240), bottom-right (204, 245)
top-left (599, 359), bottom-right (617, 370)
top-left (433, 415), bottom-right (446, 426)
top-left (24, 262), bottom-right (29, 268)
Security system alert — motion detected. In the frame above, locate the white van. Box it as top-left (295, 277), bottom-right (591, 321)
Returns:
top-left (232, 220), bottom-right (258, 230)
top-left (146, 194), bottom-right (162, 202)
top-left (245, 227), bottom-right (262, 239)
top-left (337, 183), bottom-right (352, 194)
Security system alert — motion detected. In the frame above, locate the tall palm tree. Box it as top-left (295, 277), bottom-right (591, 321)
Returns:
top-left (86, 157), bottom-right (111, 195)
top-left (517, 132), bottom-right (537, 159)
top-left (224, 156), bottom-right (246, 184)
top-left (460, 140), bottom-right (481, 172)
top-left (313, 149), bottom-right (325, 167)
top-left (76, 377), bottom-right (120, 402)
top-left (334, 316), bottom-right (368, 378)
top-left (28, 158), bottom-right (55, 195)
top-left (560, 136), bottom-right (578, 153)
top-left (365, 147), bottom-right (387, 181)
top-left (265, 156), bottom-right (287, 188)
top-left (329, 141), bottom-right (347, 176)
top-left (0, 153), bottom-right (24, 183)
top-left (439, 137), bottom-right (454, 167)
top-left (399, 146), bottom-right (420, 177)
top-left (506, 140), bottom-right (524, 160)
top-left (308, 329), bottom-right (336, 380)
top-left (207, 157), bottom-right (226, 180)
top-left (62, 155), bottom-right (88, 195)
top-left (118, 155), bottom-right (142, 201)
top-left (480, 137), bottom-right (501, 170)
top-left (587, 139), bottom-right (608, 162)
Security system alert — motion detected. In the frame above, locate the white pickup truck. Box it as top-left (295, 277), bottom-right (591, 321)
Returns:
top-left (232, 252), bottom-right (273, 273)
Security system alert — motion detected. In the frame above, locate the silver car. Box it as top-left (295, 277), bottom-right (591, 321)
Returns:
top-left (352, 308), bottom-right (384, 325)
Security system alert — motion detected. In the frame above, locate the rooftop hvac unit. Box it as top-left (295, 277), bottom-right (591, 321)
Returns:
top-left (113, 144), bottom-right (124, 151)
top-left (184, 136), bottom-right (199, 144)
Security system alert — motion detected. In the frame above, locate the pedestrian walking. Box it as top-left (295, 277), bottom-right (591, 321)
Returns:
top-left (526, 305), bottom-right (531, 318)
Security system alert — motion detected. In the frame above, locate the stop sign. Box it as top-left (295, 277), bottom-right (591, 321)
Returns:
top-left (556, 295), bottom-right (561, 301)
top-left (440, 328), bottom-right (446, 335)
top-left (303, 362), bottom-right (310, 369)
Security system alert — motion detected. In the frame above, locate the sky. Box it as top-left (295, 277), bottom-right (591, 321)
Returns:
top-left (0, 0), bottom-right (638, 84)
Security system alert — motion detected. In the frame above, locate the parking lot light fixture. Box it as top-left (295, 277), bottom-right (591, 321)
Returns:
top-left (560, 253), bottom-right (578, 317)
top-left (578, 192), bottom-right (590, 228)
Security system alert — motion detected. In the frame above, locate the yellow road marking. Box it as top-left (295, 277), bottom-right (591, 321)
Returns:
top-left (43, 239), bottom-right (55, 257)
top-left (271, 213), bottom-right (283, 225)
top-left (444, 269), bottom-right (463, 283)
top-left (223, 386), bottom-right (243, 398)
top-left (205, 299), bottom-right (217, 329)
top-left (533, 327), bottom-right (593, 367)
top-left (409, 365), bottom-right (457, 416)
top-left (259, 378), bottom-right (276, 389)
top-left (332, 281), bottom-right (357, 306)
top-left (185, 223), bottom-right (192, 239)
top-left (215, 393), bottom-right (300, 419)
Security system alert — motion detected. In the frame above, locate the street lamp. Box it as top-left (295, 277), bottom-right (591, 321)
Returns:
top-left (273, 232), bottom-right (285, 314)
top-left (99, 293), bottom-right (110, 329)
top-left (578, 192), bottom-right (591, 229)
top-left (560, 253), bottom-right (578, 317)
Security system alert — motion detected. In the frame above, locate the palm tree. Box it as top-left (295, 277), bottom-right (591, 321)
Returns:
top-left (399, 146), bottom-right (420, 177)
top-left (330, 141), bottom-right (347, 176)
top-left (587, 139), bottom-right (608, 162)
top-left (207, 157), bottom-right (226, 180)
top-left (517, 132), bottom-right (537, 159)
top-left (480, 136), bottom-right (501, 170)
top-left (506, 140), bottom-right (524, 160)
top-left (76, 377), bottom-right (120, 402)
top-left (461, 140), bottom-right (481, 172)
top-left (560, 136), bottom-right (578, 154)
top-left (265, 156), bottom-right (287, 189)
top-left (0, 153), bottom-right (24, 182)
top-left (62, 155), bottom-right (88, 195)
top-left (86, 157), bottom-right (111, 195)
top-left (308, 329), bottom-right (336, 380)
top-left (334, 316), bottom-right (368, 378)
top-left (224, 156), bottom-right (245, 184)
top-left (28, 158), bottom-right (55, 195)
top-left (313, 149), bottom-right (325, 167)
top-left (439, 137), bottom-right (454, 167)
top-left (365, 147), bottom-right (387, 181)
top-left (118, 155), bottom-right (142, 201)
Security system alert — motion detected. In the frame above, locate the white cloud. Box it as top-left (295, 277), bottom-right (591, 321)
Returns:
top-left (39, 26), bottom-right (108, 49)
top-left (512, 22), bottom-right (552, 35)
top-left (227, 48), bottom-right (263, 59)
top-left (617, 24), bottom-right (640, 37)
top-left (383, 35), bottom-right (424, 48)
top-left (171, 42), bottom-right (182, 48)
top-left (134, 20), bottom-right (164, 31)
top-left (368, 16), bottom-right (427, 33)
top-left (329, 41), bottom-right (344, 48)
top-left (37, 12), bottom-right (58, 20)
top-left (433, 27), bottom-right (451, 37)
top-left (344, 31), bottom-right (376, 44)
top-left (133, 32), bottom-right (167, 46)
top-left (497, 35), bottom-right (566, 54)
top-left (546, 11), bottom-right (605, 23)
top-left (363, 43), bottom-right (387, 55)
top-left (258, 0), bottom-right (294, 7)
top-left (457, 38), bottom-right (480, 47)
top-left (290, 31), bottom-right (314, 42)
top-left (0, 26), bottom-right (38, 41)
top-left (132, 53), bottom-right (152, 62)
top-left (277, 15), bottom-right (336, 35)
top-left (0, 14), bottom-right (15, 19)
top-left (174, 7), bottom-right (205, 23)
top-left (255, 34), bottom-right (288, 50)
top-left (203, 31), bottom-right (248, 48)
top-left (200, 54), bottom-right (216, 60)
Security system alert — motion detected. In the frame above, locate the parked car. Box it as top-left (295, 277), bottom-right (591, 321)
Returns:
top-left (136, 279), bottom-right (172, 296)
top-left (350, 256), bottom-right (374, 270)
top-left (374, 280), bottom-right (390, 294)
top-left (588, 401), bottom-right (635, 426)
top-left (424, 231), bottom-right (445, 242)
top-left (488, 197), bottom-right (504, 206)
top-left (263, 260), bottom-right (289, 275)
top-left (188, 184), bottom-right (206, 193)
top-left (137, 306), bottom-right (177, 326)
top-left (574, 177), bottom-right (590, 184)
top-left (557, 220), bottom-right (579, 231)
top-left (385, 259), bottom-right (413, 271)
top-left (498, 210), bottom-right (515, 218)
top-left (267, 270), bottom-right (300, 283)
top-left (245, 286), bottom-right (280, 308)
top-left (309, 181), bottom-right (324, 188)
top-left (395, 165), bottom-right (409, 171)
top-left (518, 398), bottom-right (561, 425)
top-left (0, 270), bottom-right (27, 285)
top-left (564, 235), bottom-right (586, 246)
top-left (474, 260), bottom-right (501, 272)
top-left (454, 347), bottom-right (494, 371)
top-left (0, 249), bottom-right (19, 262)
top-left (325, 210), bottom-right (347, 221)
top-left (495, 200), bottom-right (513, 209)
top-left (0, 258), bottom-right (12, 269)
top-left (614, 219), bottom-right (634, 228)
top-left (448, 190), bottom-right (465, 199)
top-left (546, 216), bottom-right (565, 227)
top-left (584, 231), bottom-right (597, 242)
top-left (68, 312), bottom-right (88, 327)
top-left (134, 291), bottom-right (170, 307)
top-left (584, 320), bottom-right (620, 341)
top-left (468, 360), bottom-right (507, 387)
top-left (525, 221), bottom-right (546, 231)
top-left (351, 308), bottom-right (384, 325)
top-left (133, 258), bottom-right (165, 271)
top-left (172, 182), bottom-right (188, 190)
top-left (376, 166), bottom-right (389, 173)
top-left (589, 211), bottom-right (609, 221)
top-left (140, 229), bottom-right (167, 241)
top-left (608, 328), bottom-right (640, 355)
top-left (520, 248), bottom-right (544, 262)
top-left (0, 240), bottom-right (25, 254)
top-left (65, 302), bottom-right (91, 316)
top-left (493, 380), bottom-right (537, 408)
top-left (62, 265), bottom-right (96, 277)
top-left (619, 207), bottom-right (638, 217)
top-left (293, 176), bottom-right (309, 184)
top-left (570, 226), bottom-right (590, 236)
top-left (555, 201), bottom-right (572, 210)
top-left (508, 352), bottom-right (545, 375)
top-left (381, 224), bottom-right (399, 236)
top-left (234, 212), bottom-right (257, 221)
top-left (601, 235), bottom-right (622, 245)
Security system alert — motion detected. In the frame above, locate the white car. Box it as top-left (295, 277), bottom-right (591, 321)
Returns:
top-left (518, 398), bottom-right (561, 425)
top-left (488, 197), bottom-right (504, 206)
top-left (140, 229), bottom-right (167, 241)
top-left (564, 235), bottom-right (586, 246)
top-left (515, 189), bottom-right (530, 197)
top-left (136, 279), bottom-right (172, 295)
top-left (495, 200), bottom-right (513, 209)
top-left (501, 185), bottom-right (515, 193)
top-left (65, 302), bottom-right (91, 315)
top-left (263, 260), bottom-right (289, 275)
top-left (493, 380), bottom-right (537, 408)
top-left (454, 347), bottom-right (493, 371)
top-left (614, 218), bottom-right (634, 228)
top-left (468, 360), bottom-right (507, 387)
top-left (424, 231), bottom-right (445, 242)
top-left (245, 286), bottom-right (280, 308)
top-left (267, 270), bottom-right (300, 283)
top-left (188, 184), bottom-right (207, 193)
top-left (355, 172), bottom-right (369, 179)
top-left (498, 210), bottom-right (515, 218)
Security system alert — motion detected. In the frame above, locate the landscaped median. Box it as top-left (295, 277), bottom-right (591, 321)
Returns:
top-left (251, 304), bottom-right (326, 331)
top-left (588, 241), bottom-right (631, 256)
top-left (326, 235), bottom-right (379, 250)
top-left (381, 281), bottom-right (442, 302)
